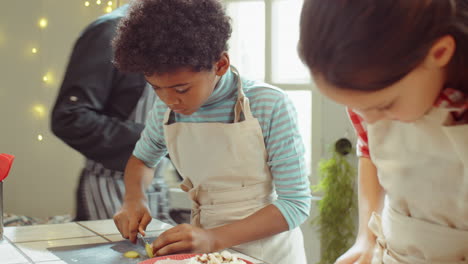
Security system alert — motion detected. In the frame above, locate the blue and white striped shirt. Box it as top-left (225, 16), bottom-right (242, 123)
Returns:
top-left (134, 68), bottom-right (311, 229)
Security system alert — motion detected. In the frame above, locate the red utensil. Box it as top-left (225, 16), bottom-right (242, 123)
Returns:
top-left (0, 153), bottom-right (14, 181)
top-left (138, 253), bottom-right (253, 264)
top-left (1, 153), bottom-right (14, 240)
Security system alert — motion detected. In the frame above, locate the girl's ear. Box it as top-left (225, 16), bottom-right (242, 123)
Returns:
top-left (425, 35), bottom-right (456, 68)
top-left (215, 52), bottom-right (230, 76)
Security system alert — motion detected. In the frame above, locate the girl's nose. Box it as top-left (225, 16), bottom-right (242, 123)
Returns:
top-left (360, 110), bottom-right (385, 124)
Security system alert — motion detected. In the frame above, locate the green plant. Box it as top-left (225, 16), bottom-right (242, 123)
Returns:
top-left (312, 139), bottom-right (357, 264)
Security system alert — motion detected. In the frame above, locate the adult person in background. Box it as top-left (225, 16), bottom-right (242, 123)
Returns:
top-left (51, 3), bottom-right (177, 224)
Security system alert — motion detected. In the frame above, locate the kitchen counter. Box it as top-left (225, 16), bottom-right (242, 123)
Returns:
top-left (0, 219), bottom-right (267, 264)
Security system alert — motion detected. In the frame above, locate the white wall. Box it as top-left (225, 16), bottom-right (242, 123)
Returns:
top-left (0, 0), bottom-right (113, 219)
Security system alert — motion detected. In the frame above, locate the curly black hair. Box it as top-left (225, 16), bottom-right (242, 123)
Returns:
top-left (112, 0), bottom-right (232, 75)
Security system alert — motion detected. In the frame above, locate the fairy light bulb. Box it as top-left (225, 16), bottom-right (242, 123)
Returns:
top-left (32, 48), bottom-right (38, 54)
top-left (38, 18), bottom-right (48, 29)
top-left (32, 104), bottom-right (46, 119)
top-left (105, 6), bottom-right (112, 13)
top-left (96, 0), bottom-right (102, 5)
top-left (42, 72), bottom-right (54, 84)
top-left (107, 1), bottom-right (113, 6)
top-left (37, 134), bottom-right (44, 141)
top-left (84, 1), bottom-right (90, 7)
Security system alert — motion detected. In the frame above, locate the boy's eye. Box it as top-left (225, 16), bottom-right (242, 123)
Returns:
top-left (175, 88), bottom-right (190, 94)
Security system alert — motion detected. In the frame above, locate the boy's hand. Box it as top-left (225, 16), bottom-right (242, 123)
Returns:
top-left (113, 197), bottom-right (152, 244)
top-left (151, 224), bottom-right (217, 256)
top-left (335, 237), bottom-right (375, 264)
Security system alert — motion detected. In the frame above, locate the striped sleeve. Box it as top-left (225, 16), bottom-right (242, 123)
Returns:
top-left (346, 108), bottom-right (370, 158)
top-left (262, 92), bottom-right (312, 230)
top-left (133, 102), bottom-right (168, 167)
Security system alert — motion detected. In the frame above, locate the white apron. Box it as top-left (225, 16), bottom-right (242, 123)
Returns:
top-left (163, 67), bottom-right (307, 264)
top-left (366, 107), bottom-right (468, 263)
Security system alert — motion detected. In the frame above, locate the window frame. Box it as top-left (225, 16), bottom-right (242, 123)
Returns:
top-left (224, 0), bottom-right (322, 177)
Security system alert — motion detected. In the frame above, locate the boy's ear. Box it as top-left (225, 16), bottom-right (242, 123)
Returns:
top-left (215, 52), bottom-right (230, 76)
top-left (425, 35), bottom-right (456, 68)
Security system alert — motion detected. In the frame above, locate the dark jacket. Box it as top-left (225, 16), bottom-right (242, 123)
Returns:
top-left (51, 5), bottom-right (146, 171)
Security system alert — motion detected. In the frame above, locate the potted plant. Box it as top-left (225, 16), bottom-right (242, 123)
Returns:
top-left (312, 138), bottom-right (357, 264)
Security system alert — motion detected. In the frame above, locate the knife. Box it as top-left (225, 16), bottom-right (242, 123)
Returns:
top-left (137, 233), bottom-right (154, 258)
top-left (137, 233), bottom-right (150, 247)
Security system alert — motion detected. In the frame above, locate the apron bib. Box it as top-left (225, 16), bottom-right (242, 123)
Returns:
top-left (367, 108), bottom-right (468, 263)
top-left (163, 67), bottom-right (306, 264)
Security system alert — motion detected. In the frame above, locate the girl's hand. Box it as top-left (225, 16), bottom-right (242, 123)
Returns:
top-left (113, 197), bottom-right (152, 244)
top-left (335, 237), bottom-right (375, 264)
top-left (151, 224), bottom-right (217, 256)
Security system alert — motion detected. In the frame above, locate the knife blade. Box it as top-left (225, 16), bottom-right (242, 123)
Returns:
top-left (137, 233), bottom-right (149, 247)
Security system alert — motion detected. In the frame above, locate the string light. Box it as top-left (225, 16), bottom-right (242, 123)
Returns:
top-left (31, 2), bottom-right (120, 145)
top-left (38, 18), bottom-right (48, 29)
top-left (42, 72), bottom-right (53, 84)
top-left (32, 104), bottom-right (46, 119)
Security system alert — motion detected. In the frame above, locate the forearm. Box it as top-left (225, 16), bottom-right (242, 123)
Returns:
top-left (123, 155), bottom-right (156, 201)
top-left (52, 109), bottom-right (144, 169)
top-left (209, 204), bottom-right (288, 250)
top-left (356, 157), bottom-right (384, 241)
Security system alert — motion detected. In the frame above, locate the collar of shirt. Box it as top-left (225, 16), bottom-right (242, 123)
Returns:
top-left (434, 87), bottom-right (467, 121)
top-left (200, 67), bottom-right (237, 109)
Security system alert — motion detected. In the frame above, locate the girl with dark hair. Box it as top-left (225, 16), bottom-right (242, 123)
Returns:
top-left (112, 0), bottom-right (311, 263)
top-left (299, 0), bottom-right (468, 263)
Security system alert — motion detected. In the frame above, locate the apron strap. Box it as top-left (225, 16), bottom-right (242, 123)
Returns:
top-left (163, 107), bottom-right (172, 125)
top-left (231, 66), bottom-right (254, 123)
top-left (162, 66), bottom-right (255, 124)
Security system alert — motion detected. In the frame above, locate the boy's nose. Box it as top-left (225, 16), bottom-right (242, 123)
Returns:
top-left (165, 97), bottom-right (180, 105)
top-left (159, 90), bottom-right (181, 105)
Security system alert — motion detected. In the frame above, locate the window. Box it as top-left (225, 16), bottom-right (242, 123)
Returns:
top-left (225, 0), bottom-right (320, 174)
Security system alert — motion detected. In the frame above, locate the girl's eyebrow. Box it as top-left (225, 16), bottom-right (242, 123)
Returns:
top-left (360, 99), bottom-right (396, 112)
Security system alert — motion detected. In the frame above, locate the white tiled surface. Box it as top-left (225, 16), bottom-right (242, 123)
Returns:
top-left (0, 242), bottom-right (30, 264)
top-left (3, 220), bottom-right (268, 264)
top-left (16, 236), bottom-right (106, 262)
top-left (34, 261), bottom-right (67, 264)
top-left (4, 223), bottom-right (96, 243)
top-left (78, 219), bottom-right (172, 235)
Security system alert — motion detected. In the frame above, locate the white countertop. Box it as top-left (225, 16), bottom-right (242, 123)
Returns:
top-left (1, 219), bottom-right (266, 264)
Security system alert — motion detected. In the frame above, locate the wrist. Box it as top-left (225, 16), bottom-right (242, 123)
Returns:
top-left (124, 192), bottom-right (147, 203)
top-left (356, 230), bottom-right (376, 246)
top-left (208, 228), bottom-right (227, 252)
